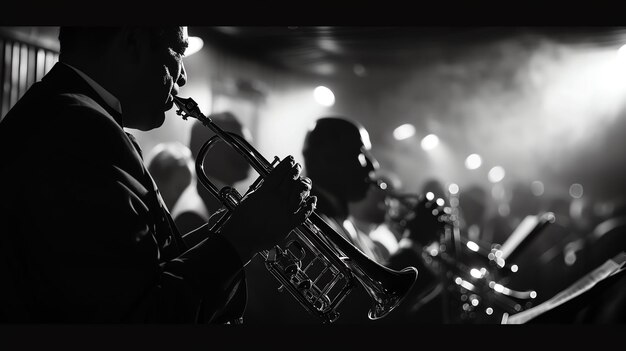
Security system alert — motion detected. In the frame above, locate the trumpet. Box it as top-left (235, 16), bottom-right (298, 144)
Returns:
top-left (172, 96), bottom-right (418, 323)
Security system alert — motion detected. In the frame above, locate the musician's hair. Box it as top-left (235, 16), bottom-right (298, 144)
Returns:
top-left (58, 27), bottom-right (177, 61)
top-left (302, 117), bottom-right (365, 181)
top-left (58, 27), bottom-right (122, 59)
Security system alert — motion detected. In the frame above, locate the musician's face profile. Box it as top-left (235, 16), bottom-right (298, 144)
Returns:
top-left (126, 27), bottom-right (189, 131)
top-left (343, 139), bottom-right (378, 202)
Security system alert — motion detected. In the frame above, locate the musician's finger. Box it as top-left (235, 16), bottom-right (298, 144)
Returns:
top-left (263, 155), bottom-right (296, 189)
top-left (292, 196), bottom-right (317, 226)
top-left (287, 178), bottom-right (312, 211)
top-left (283, 162), bottom-right (303, 183)
top-left (276, 161), bottom-right (304, 197)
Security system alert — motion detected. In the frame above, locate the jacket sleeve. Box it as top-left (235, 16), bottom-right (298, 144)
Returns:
top-left (10, 104), bottom-right (245, 322)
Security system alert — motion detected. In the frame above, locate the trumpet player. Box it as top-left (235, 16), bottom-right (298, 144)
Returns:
top-left (0, 26), bottom-right (316, 323)
top-left (301, 117), bottom-right (385, 323)
top-left (301, 117), bottom-right (444, 323)
top-left (302, 117), bottom-right (383, 263)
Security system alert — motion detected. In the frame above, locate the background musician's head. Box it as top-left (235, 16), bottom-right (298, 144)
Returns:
top-left (303, 117), bottom-right (378, 203)
top-left (189, 111), bottom-right (252, 186)
top-left (58, 26), bottom-right (188, 131)
top-left (146, 142), bottom-right (194, 210)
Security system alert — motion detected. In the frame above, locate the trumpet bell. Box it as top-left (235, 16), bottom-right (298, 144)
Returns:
top-left (366, 266), bottom-right (418, 319)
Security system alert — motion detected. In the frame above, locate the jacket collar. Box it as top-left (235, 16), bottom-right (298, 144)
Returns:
top-left (42, 62), bottom-right (124, 127)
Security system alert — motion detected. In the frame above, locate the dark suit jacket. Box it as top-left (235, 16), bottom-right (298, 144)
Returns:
top-left (0, 63), bottom-right (245, 323)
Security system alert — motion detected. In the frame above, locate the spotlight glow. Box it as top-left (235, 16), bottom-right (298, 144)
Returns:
top-left (313, 86), bottom-right (335, 107)
top-left (185, 36), bottom-right (204, 56)
top-left (470, 268), bottom-right (483, 279)
top-left (569, 183), bottom-right (584, 198)
top-left (531, 181), bottom-right (545, 196)
top-left (448, 183), bottom-right (459, 195)
top-left (393, 124), bottom-right (416, 140)
top-left (426, 192), bottom-right (435, 201)
top-left (420, 134), bottom-right (439, 150)
top-left (466, 241), bottom-right (480, 252)
top-left (488, 166), bottom-right (506, 183)
top-left (353, 64), bottom-right (367, 77)
top-left (465, 154), bottom-right (482, 170)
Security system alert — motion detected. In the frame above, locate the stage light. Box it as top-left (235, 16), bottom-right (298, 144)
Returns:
top-left (426, 191), bottom-right (435, 201)
top-left (358, 153), bottom-right (367, 167)
top-left (185, 36), bottom-right (204, 56)
top-left (420, 133), bottom-right (439, 150)
top-left (569, 183), bottom-right (584, 198)
top-left (448, 183), bottom-right (459, 195)
top-left (459, 280), bottom-right (476, 291)
top-left (393, 123), bottom-right (415, 140)
top-left (470, 268), bottom-right (483, 279)
top-left (487, 166), bottom-right (505, 183)
top-left (531, 181), bottom-right (545, 196)
top-left (465, 153), bottom-right (482, 170)
top-left (313, 86), bottom-right (335, 107)
top-left (353, 64), bottom-right (367, 77)
top-left (466, 241), bottom-right (480, 252)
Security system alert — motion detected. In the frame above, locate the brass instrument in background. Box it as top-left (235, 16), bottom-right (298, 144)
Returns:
top-left (382, 187), bottom-right (546, 323)
top-left (172, 96), bottom-right (418, 323)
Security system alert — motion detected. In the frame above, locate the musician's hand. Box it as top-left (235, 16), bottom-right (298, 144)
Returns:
top-left (220, 156), bottom-right (316, 262)
top-left (404, 195), bottom-right (447, 246)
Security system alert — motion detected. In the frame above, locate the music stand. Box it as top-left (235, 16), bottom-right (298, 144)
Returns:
top-left (502, 251), bottom-right (626, 324)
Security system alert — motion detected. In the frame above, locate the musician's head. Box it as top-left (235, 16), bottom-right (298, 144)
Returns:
top-left (303, 117), bottom-right (378, 202)
top-left (146, 142), bottom-right (194, 210)
top-left (59, 26), bottom-right (188, 131)
top-left (189, 111), bottom-right (252, 185)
